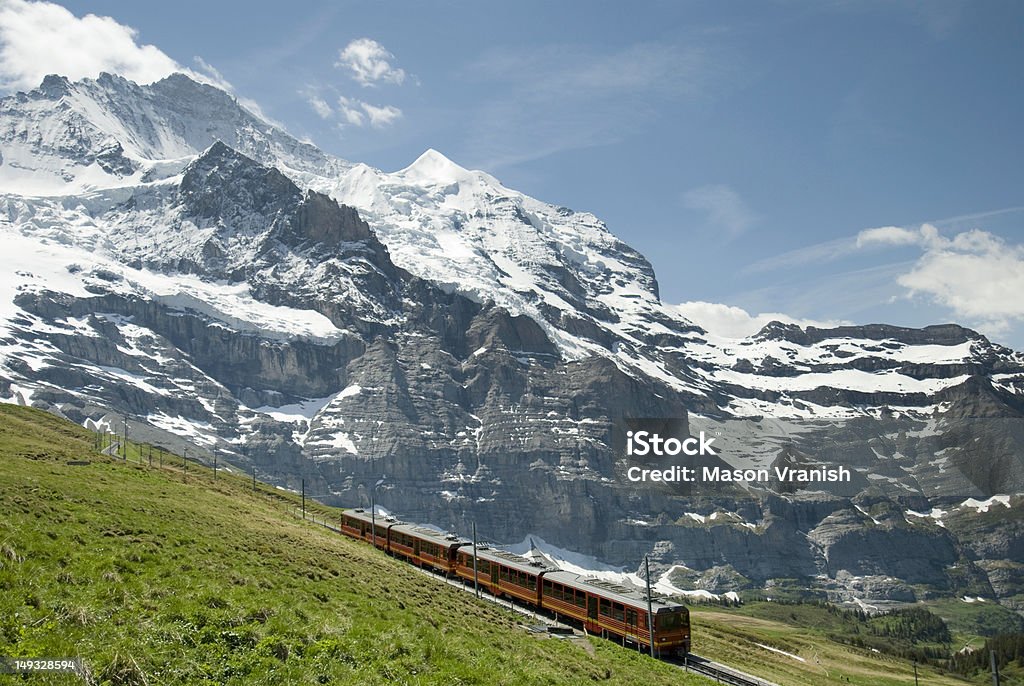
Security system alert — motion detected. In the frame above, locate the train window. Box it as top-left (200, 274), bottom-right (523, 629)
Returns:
top-left (656, 612), bottom-right (685, 631)
top-left (599, 598), bottom-right (611, 616)
top-left (612, 603), bottom-right (624, 622)
top-left (626, 609), bottom-right (637, 626)
top-left (575, 592), bottom-right (585, 608)
top-left (543, 580), bottom-right (552, 594)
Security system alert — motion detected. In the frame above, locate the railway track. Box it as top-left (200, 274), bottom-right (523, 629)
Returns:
top-left (671, 653), bottom-right (781, 686)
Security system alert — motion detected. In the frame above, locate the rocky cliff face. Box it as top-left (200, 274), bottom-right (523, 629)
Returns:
top-left (2, 73), bottom-right (1024, 612)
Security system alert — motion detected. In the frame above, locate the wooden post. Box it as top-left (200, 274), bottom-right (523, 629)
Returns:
top-left (473, 521), bottom-right (480, 599)
top-left (645, 556), bottom-right (655, 658)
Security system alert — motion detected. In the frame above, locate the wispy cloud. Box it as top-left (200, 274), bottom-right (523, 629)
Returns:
top-left (682, 184), bottom-right (755, 238)
top-left (360, 101), bottom-right (401, 128)
top-left (461, 41), bottom-right (719, 170)
top-left (742, 236), bottom-right (859, 275)
top-left (337, 96), bottom-right (402, 129)
top-left (336, 38), bottom-right (406, 87)
top-left (302, 37), bottom-right (407, 131)
top-left (306, 93), bottom-right (332, 119)
top-left (744, 206), bottom-right (1024, 276)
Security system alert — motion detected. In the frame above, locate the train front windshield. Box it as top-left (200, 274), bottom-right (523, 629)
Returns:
top-left (656, 610), bottom-right (688, 631)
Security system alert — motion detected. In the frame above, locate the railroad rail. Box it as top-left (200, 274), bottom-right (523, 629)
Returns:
top-left (672, 653), bottom-right (781, 686)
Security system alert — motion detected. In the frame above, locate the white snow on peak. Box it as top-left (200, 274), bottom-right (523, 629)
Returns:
top-left (398, 148), bottom-right (476, 186)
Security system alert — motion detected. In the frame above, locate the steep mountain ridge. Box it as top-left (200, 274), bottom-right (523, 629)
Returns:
top-left (2, 72), bottom-right (1024, 610)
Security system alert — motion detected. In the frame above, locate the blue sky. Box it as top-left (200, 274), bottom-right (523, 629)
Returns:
top-left (5, 1), bottom-right (1024, 347)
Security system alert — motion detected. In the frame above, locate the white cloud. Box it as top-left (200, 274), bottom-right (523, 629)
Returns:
top-left (361, 101), bottom-right (401, 128)
top-left (336, 38), bottom-right (406, 87)
top-left (682, 184), bottom-right (755, 237)
top-left (894, 230), bottom-right (1024, 333)
top-left (337, 96), bottom-right (365, 126)
top-left (857, 223), bottom-right (1024, 338)
top-left (856, 225), bottom-right (924, 247)
top-left (674, 301), bottom-right (849, 339)
top-left (307, 94), bottom-right (333, 119)
top-left (336, 95), bottom-right (402, 129)
top-left (0, 0), bottom-right (183, 90)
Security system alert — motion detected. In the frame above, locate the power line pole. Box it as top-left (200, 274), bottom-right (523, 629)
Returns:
top-left (473, 521), bottom-right (480, 599)
top-left (252, 468), bottom-right (257, 492)
top-left (122, 413), bottom-right (128, 460)
top-left (213, 453), bottom-right (218, 480)
top-left (301, 479), bottom-right (306, 520)
top-left (992, 650), bottom-right (1001, 686)
top-left (645, 555), bottom-right (655, 658)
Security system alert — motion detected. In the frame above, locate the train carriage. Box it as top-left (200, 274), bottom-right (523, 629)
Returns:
top-left (541, 571), bottom-right (690, 656)
top-left (388, 523), bottom-right (466, 575)
top-left (338, 508), bottom-right (393, 551)
top-left (454, 546), bottom-right (554, 606)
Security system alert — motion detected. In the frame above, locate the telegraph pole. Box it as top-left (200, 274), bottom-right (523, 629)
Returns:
top-left (252, 468), bottom-right (257, 492)
top-left (645, 556), bottom-right (655, 658)
top-left (473, 521), bottom-right (480, 599)
top-left (991, 650), bottom-right (1001, 686)
top-left (122, 413), bottom-right (128, 460)
top-left (301, 479), bottom-right (306, 520)
top-left (213, 453), bottom-right (218, 480)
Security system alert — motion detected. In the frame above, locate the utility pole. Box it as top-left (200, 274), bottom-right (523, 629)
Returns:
top-left (645, 555), bottom-right (655, 658)
top-left (301, 479), bottom-right (306, 520)
top-left (913, 658), bottom-right (919, 686)
top-left (213, 453), bottom-right (218, 480)
top-left (991, 650), bottom-right (1001, 686)
top-left (370, 487), bottom-right (376, 548)
top-left (473, 521), bottom-right (480, 599)
top-left (183, 448), bottom-right (187, 480)
top-left (252, 468), bottom-right (256, 492)
top-left (122, 414), bottom-right (128, 460)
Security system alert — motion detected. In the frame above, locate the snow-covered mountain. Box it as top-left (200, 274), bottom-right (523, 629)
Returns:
top-left (3, 72), bottom-right (1024, 609)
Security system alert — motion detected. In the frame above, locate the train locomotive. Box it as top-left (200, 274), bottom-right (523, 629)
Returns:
top-left (337, 508), bottom-right (691, 655)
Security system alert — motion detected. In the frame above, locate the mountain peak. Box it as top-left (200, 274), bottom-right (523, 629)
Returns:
top-left (399, 148), bottom-right (473, 185)
top-left (37, 73), bottom-right (71, 97)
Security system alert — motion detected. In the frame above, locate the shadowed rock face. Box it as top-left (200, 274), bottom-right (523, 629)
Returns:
top-left (4, 73), bottom-right (1024, 612)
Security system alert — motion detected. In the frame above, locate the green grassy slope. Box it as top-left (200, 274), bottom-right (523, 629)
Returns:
top-left (0, 404), bottom-right (709, 686)
top-left (690, 601), bottom-right (1008, 686)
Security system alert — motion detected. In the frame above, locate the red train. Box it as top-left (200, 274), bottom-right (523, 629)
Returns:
top-left (338, 508), bottom-right (691, 655)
